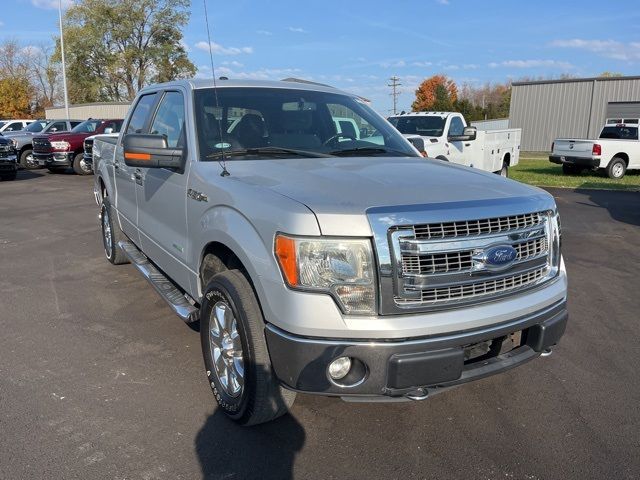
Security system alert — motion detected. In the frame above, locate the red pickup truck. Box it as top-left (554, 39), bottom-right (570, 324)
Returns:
top-left (33, 119), bottom-right (123, 175)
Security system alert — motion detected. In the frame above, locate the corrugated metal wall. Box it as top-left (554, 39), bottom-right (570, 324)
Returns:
top-left (471, 118), bottom-right (509, 131)
top-left (509, 77), bottom-right (640, 151)
top-left (45, 102), bottom-right (130, 120)
top-left (606, 101), bottom-right (640, 119)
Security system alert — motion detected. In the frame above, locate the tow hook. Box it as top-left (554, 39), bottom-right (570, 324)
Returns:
top-left (541, 348), bottom-right (553, 357)
top-left (405, 387), bottom-right (429, 401)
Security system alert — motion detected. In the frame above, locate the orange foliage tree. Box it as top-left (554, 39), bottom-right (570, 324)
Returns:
top-left (412, 75), bottom-right (458, 111)
top-left (0, 77), bottom-right (33, 118)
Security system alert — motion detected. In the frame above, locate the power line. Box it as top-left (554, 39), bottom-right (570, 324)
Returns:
top-left (388, 76), bottom-right (401, 115)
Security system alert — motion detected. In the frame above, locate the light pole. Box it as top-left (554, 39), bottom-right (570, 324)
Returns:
top-left (58, 0), bottom-right (70, 119)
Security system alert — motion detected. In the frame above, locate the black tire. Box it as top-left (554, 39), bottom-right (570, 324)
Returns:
top-left (100, 196), bottom-right (129, 265)
top-left (606, 157), bottom-right (626, 179)
top-left (19, 149), bottom-right (37, 170)
top-left (562, 164), bottom-right (583, 175)
top-left (0, 171), bottom-right (17, 181)
top-left (47, 167), bottom-right (66, 174)
top-left (200, 270), bottom-right (295, 426)
top-left (72, 153), bottom-right (92, 175)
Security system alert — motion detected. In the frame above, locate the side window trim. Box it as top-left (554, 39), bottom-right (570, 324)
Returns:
top-left (123, 91), bottom-right (161, 141)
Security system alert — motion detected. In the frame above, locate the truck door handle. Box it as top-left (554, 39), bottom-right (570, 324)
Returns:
top-left (465, 143), bottom-right (471, 147)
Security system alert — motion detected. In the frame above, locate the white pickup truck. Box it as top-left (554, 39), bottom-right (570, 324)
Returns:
top-left (388, 111), bottom-right (521, 176)
top-left (550, 119), bottom-right (640, 179)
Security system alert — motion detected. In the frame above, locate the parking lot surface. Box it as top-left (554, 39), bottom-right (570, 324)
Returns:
top-left (1, 170), bottom-right (639, 480)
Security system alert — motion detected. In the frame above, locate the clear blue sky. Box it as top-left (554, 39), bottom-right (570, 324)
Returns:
top-left (5, 0), bottom-right (640, 113)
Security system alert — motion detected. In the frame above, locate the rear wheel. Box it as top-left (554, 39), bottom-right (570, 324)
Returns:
top-left (200, 269), bottom-right (295, 426)
top-left (498, 162), bottom-right (509, 177)
top-left (606, 157), bottom-right (626, 179)
top-left (101, 196), bottom-right (129, 265)
top-left (562, 164), bottom-right (583, 175)
top-left (73, 153), bottom-right (92, 175)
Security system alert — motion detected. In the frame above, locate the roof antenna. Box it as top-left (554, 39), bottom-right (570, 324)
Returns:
top-left (203, 0), bottom-right (229, 177)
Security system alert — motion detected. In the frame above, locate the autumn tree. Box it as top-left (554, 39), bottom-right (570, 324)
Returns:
top-left (55, 0), bottom-right (196, 103)
top-left (0, 78), bottom-right (33, 117)
top-left (412, 75), bottom-right (458, 111)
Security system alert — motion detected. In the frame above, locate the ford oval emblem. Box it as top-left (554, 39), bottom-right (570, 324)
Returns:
top-left (485, 245), bottom-right (517, 269)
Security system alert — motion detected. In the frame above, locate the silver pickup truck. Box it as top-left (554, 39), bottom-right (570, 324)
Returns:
top-left (93, 79), bottom-right (568, 425)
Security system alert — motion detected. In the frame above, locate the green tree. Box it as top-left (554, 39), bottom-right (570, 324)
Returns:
top-left (54, 0), bottom-right (196, 103)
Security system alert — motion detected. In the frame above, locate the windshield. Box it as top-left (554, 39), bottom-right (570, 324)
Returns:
top-left (599, 125), bottom-right (638, 140)
top-left (194, 87), bottom-right (419, 160)
top-left (71, 119), bottom-right (102, 134)
top-left (25, 121), bottom-right (48, 133)
top-left (388, 115), bottom-right (446, 137)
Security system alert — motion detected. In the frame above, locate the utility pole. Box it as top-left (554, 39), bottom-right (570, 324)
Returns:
top-left (388, 76), bottom-right (401, 115)
top-left (58, 0), bottom-right (70, 119)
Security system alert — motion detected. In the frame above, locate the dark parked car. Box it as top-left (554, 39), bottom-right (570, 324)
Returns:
top-left (33, 119), bottom-right (123, 175)
top-left (0, 136), bottom-right (18, 181)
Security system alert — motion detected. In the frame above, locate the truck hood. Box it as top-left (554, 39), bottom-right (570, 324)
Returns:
top-left (230, 157), bottom-right (552, 236)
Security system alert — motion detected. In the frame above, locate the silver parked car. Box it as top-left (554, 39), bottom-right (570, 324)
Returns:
top-left (93, 79), bottom-right (568, 425)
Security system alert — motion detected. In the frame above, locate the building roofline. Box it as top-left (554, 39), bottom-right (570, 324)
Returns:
top-left (46, 101), bottom-right (131, 109)
top-left (512, 75), bottom-right (640, 87)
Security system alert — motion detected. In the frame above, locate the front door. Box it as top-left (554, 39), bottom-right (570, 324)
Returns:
top-left (446, 116), bottom-right (470, 166)
top-left (114, 92), bottom-right (158, 244)
top-left (136, 90), bottom-right (192, 289)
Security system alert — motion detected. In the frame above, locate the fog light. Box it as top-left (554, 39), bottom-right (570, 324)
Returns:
top-left (328, 357), bottom-right (351, 380)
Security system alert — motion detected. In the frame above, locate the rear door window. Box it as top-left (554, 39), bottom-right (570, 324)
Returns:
top-left (126, 93), bottom-right (158, 134)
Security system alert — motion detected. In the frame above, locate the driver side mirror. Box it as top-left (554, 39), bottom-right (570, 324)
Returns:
top-left (406, 136), bottom-right (426, 155)
top-left (448, 126), bottom-right (477, 142)
top-left (123, 133), bottom-right (185, 170)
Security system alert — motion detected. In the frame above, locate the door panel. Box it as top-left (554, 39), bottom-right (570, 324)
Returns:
top-left (136, 90), bottom-right (192, 289)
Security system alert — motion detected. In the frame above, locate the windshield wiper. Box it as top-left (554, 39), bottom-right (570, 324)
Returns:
top-left (329, 147), bottom-right (406, 156)
top-left (207, 146), bottom-right (333, 159)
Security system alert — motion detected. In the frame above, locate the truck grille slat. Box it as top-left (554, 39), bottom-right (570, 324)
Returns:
top-left (412, 212), bottom-right (544, 240)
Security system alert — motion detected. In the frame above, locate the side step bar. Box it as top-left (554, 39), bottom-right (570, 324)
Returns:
top-left (118, 241), bottom-right (199, 323)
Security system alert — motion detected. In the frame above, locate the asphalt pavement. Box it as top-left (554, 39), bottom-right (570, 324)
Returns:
top-left (1, 169), bottom-right (639, 479)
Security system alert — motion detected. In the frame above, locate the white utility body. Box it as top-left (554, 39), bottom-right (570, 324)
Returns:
top-left (550, 119), bottom-right (640, 179)
top-left (388, 111), bottom-right (521, 176)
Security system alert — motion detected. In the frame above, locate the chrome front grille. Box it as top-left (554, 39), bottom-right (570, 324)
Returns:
top-left (401, 236), bottom-right (548, 276)
top-left (388, 210), bottom-right (556, 310)
top-left (32, 138), bottom-right (51, 152)
top-left (397, 267), bottom-right (548, 306)
top-left (412, 212), bottom-right (545, 240)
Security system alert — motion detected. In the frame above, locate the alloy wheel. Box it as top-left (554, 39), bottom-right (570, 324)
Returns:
top-left (209, 301), bottom-right (245, 397)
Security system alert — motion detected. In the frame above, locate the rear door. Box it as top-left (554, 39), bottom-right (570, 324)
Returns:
top-left (114, 92), bottom-right (159, 244)
top-left (136, 89), bottom-right (192, 288)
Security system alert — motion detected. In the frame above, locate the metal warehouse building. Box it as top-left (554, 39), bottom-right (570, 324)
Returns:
top-left (45, 102), bottom-right (131, 121)
top-left (508, 76), bottom-right (640, 152)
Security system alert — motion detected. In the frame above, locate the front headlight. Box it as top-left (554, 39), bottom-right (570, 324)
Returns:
top-left (51, 141), bottom-right (70, 150)
top-left (10, 139), bottom-right (18, 148)
top-left (275, 234), bottom-right (377, 315)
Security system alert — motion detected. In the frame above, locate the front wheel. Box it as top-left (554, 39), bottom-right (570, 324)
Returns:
top-left (73, 153), bottom-right (92, 175)
top-left (606, 157), bottom-right (626, 179)
top-left (20, 149), bottom-right (37, 169)
top-left (200, 270), bottom-right (295, 426)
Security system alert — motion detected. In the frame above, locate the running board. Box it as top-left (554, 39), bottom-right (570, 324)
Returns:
top-left (118, 241), bottom-right (199, 323)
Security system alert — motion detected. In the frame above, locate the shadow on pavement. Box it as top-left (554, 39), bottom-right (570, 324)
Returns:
top-left (9, 170), bottom-right (44, 181)
top-left (575, 188), bottom-right (640, 227)
top-left (195, 380), bottom-right (305, 479)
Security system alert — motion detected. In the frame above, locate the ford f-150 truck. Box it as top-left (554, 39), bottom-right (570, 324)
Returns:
top-left (388, 111), bottom-right (521, 176)
top-left (34, 118), bottom-right (123, 175)
top-left (550, 119), bottom-right (640, 178)
top-left (93, 79), bottom-right (567, 425)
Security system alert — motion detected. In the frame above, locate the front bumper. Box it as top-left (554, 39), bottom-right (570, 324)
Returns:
top-left (35, 151), bottom-right (73, 167)
top-left (549, 155), bottom-right (600, 168)
top-left (266, 300), bottom-right (567, 399)
top-left (0, 154), bottom-right (18, 172)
